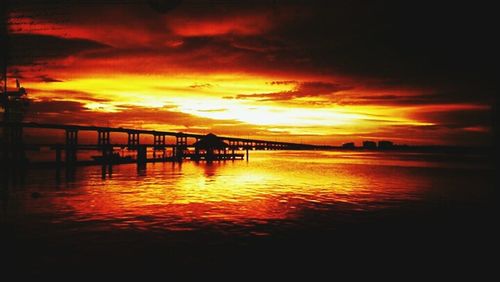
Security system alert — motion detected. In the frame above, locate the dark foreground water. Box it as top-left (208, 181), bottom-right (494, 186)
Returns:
top-left (1, 151), bottom-right (497, 277)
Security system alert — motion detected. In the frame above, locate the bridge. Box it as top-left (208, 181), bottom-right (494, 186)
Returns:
top-left (1, 121), bottom-right (330, 167)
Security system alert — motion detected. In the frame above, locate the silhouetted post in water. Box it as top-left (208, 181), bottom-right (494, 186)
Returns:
top-left (101, 164), bottom-right (106, 179)
top-left (176, 146), bottom-right (183, 161)
top-left (194, 138), bottom-right (200, 161)
top-left (64, 130), bottom-right (77, 180)
top-left (101, 162), bottom-right (112, 179)
top-left (55, 144), bottom-right (62, 181)
top-left (65, 166), bottom-right (76, 181)
top-left (207, 148), bottom-right (214, 162)
top-left (230, 140), bottom-right (235, 160)
top-left (137, 145), bottom-right (147, 165)
top-left (108, 161), bottom-right (113, 177)
top-left (65, 129), bottom-right (78, 166)
top-left (245, 142), bottom-right (249, 161)
top-left (55, 145), bottom-right (62, 166)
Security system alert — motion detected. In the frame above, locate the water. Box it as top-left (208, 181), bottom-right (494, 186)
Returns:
top-left (1, 151), bottom-right (496, 275)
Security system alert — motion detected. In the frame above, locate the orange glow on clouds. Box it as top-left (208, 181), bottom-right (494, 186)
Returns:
top-left (7, 3), bottom-right (493, 146)
top-left (27, 73), bottom-right (434, 141)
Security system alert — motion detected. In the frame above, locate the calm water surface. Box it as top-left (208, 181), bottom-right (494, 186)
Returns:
top-left (3, 151), bottom-right (493, 235)
top-left (2, 150), bottom-right (496, 275)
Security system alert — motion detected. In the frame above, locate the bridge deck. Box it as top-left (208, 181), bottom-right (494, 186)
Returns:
top-left (2, 121), bottom-right (319, 147)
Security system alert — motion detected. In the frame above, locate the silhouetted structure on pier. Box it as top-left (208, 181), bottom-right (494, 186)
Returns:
top-left (342, 142), bottom-right (355, 149)
top-left (378, 140), bottom-right (394, 150)
top-left (192, 133), bottom-right (240, 161)
top-left (362, 141), bottom-right (377, 149)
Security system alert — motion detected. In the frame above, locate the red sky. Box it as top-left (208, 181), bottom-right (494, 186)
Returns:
top-left (3, 0), bottom-right (496, 146)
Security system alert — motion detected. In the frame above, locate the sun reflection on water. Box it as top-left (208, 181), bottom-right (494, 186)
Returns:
top-left (15, 151), bottom-right (461, 231)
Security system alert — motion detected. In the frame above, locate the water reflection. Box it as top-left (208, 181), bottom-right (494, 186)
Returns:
top-left (3, 151), bottom-right (493, 233)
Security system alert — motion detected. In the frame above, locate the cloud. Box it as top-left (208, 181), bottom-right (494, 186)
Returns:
top-left (25, 100), bottom-right (246, 132)
top-left (36, 75), bottom-right (63, 82)
top-left (28, 100), bottom-right (87, 114)
top-left (8, 33), bottom-right (109, 66)
top-left (234, 81), bottom-right (352, 101)
top-left (168, 14), bottom-right (271, 37)
top-left (340, 92), bottom-right (496, 107)
top-left (189, 83), bottom-right (213, 89)
top-left (270, 81), bottom-right (297, 85)
top-left (410, 107), bottom-right (492, 131)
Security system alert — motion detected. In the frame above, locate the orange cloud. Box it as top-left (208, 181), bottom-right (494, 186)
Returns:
top-left (168, 14), bottom-right (271, 36)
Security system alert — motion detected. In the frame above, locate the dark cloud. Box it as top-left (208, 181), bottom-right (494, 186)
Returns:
top-left (235, 81), bottom-right (352, 101)
top-left (412, 108), bottom-right (492, 130)
top-left (189, 83), bottom-right (213, 89)
top-left (270, 81), bottom-right (297, 85)
top-left (28, 89), bottom-right (112, 103)
top-left (367, 123), bottom-right (493, 146)
top-left (28, 99), bottom-right (87, 114)
top-left (8, 33), bottom-right (108, 65)
top-left (8, 1), bottom-right (497, 96)
top-left (36, 74), bottom-right (63, 82)
top-left (50, 90), bottom-right (110, 102)
top-left (25, 99), bottom-right (244, 130)
top-left (268, 1), bottom-right (497, 96)
top-left (340, 93), bottom-right (487, 106)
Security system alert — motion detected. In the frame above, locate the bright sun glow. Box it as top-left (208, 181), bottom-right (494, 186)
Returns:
top-left (27, 73), bottom-right (433, 140)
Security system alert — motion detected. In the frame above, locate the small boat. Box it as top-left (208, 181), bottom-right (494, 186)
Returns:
top-left (91, 153), bottom-right (133, 164)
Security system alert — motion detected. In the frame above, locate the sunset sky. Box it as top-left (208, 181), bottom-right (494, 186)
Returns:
top-left (3, 0), bottom-right (496, 145)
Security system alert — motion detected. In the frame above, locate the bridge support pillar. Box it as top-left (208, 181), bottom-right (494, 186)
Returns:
top-left (97, 130), bottom-right (110, 146)
top-left (127, 132), bottom-right (140, 149)
top-left (98, 130), bottom-right (112, 164)
top-left (229, 140), bottom-right (235, 160)
top-left (153, 133), bottom-right (166, 162)
top-left (175, 135), bottom-right (187, 162)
